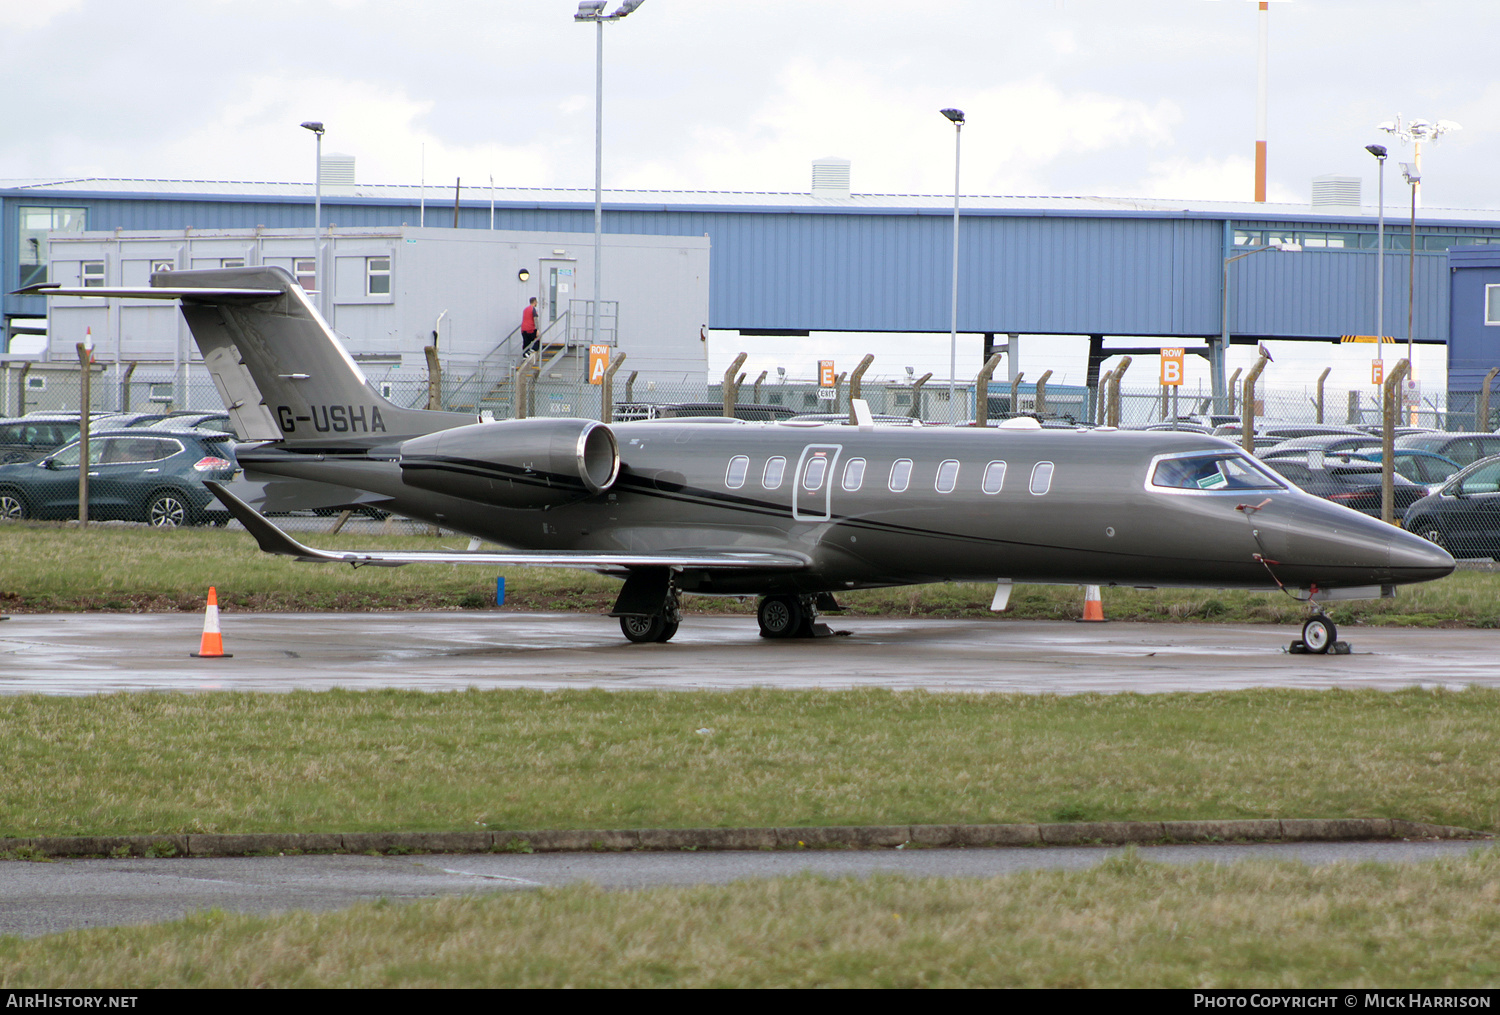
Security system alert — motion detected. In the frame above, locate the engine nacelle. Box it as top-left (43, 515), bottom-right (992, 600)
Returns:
top-left (399, 418), bottom-right (619, 509)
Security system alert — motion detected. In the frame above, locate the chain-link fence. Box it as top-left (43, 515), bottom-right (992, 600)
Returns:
top-left (7, 358), bottom-right (1497, 561)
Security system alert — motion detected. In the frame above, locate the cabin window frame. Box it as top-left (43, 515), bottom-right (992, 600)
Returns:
top-left (724, 455), bottom-right (750, 489)
top-left (982, 460), bottom-right (1007, 494)
top-left (889, 458), bottom-right (913, 493)
top-left (842, 457), bottom-right (867, 492)
top-left (1029, 461), bottom-right (1055, 496)
top-left (762, 456), bottom-right (786, 490)
top-left (935, 459), bottom-right (960, 494)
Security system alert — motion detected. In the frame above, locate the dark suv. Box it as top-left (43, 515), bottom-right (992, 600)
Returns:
top-left (0, 429), bottom-right (239, 526)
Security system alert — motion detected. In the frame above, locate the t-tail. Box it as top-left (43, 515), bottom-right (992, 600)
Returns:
top-left (20, 266), bottom-right (477, 445)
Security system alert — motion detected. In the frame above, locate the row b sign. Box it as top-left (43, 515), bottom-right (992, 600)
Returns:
top-left (1160, 348), bottom-right (1185, 386)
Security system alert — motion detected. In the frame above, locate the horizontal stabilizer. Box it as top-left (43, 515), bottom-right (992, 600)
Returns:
top-left (205, 482), bottom-right (810, 572)
top-left (13, 283), bottom-right (281, 301)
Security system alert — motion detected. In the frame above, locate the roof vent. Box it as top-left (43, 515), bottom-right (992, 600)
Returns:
top-left (319, 154), bottom-right (355, 188)
top-left (812, 157), bottom-right (851, 200)
top-left (1311, 174), bottom-right (1360, 208)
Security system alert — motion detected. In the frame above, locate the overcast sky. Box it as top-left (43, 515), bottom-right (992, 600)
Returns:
top-left (4, 0), bottom-right (1490, 396)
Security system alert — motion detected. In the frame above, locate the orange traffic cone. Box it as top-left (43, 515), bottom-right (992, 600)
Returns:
top-left (190, 586), bottom-right (233, 658)
top-left (1079, 585), bottom-right (1106, 622)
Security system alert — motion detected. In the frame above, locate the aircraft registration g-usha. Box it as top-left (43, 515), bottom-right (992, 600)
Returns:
top-left (20, 267), bottom-right (1453, 651)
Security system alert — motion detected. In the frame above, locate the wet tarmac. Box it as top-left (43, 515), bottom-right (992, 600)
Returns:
top-left (1, 612), bottom-right (1496, 695)
top-left (1, 839), bottom-right (1491, 939)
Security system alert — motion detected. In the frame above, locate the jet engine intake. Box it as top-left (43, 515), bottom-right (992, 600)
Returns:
top-left (399, 418), bottom-right (619, 509)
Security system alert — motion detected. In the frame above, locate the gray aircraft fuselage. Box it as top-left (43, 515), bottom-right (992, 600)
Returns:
top-left (234, 421), bottom-right (1452, 598)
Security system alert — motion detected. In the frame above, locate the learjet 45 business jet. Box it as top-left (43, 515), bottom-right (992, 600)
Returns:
top-left (19, 267), bottom-right (1453, 650)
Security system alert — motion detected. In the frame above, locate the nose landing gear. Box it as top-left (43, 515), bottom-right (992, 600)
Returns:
top-left (1290, 613), bottom-right (1351, 655)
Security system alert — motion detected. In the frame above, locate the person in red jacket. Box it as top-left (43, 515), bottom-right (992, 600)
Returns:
top-left (521, 297), bottom-right (539, 356)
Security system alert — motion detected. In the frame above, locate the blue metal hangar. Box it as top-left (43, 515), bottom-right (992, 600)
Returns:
top-left (6, 175), bottom-right (1500, 400)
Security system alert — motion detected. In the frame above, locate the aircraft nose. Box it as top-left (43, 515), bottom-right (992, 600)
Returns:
top-left (1387, 527), bottom-right (1455, 581)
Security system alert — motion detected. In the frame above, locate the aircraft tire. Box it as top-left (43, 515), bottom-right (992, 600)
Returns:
top-left (655, 619), bottom-right (680, 643)
top-left (620, 613), bottom-right (667, 643)
top-left (757, 595), bottom-right (802, 639)
top-left (1302, 614), bottom-right (1336, 655)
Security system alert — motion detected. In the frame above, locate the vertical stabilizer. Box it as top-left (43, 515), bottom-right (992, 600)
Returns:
top-left (157, 266), bottom-right (476, 442)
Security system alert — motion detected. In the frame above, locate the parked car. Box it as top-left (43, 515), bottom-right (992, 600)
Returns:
top-left (142, 412), bottom-right (237, 436)
top-left (0, 429), bottom-right (239, 527)
top-left (0, 417), bottom-right (80, 464)
top-left (787, 412), bottom-right (925, 426)
top-left (612, 402), bottom-right (797, 422)
top-left (1403, 455), bottom-right (1500, 560)
top-left (1258, 434), bottom-right (1383, 460)
top-left (1353, 449), bottom-right (1464, 493)
top-left (1395, 432), bottom-right (1500, 468)
top-left (1262, 457), bottom-right (1426, 519)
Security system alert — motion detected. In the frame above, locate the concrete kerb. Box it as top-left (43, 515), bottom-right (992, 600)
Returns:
top-left (0, 819), bottom-right (1488, 859)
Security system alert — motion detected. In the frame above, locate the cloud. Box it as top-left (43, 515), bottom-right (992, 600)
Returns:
top-left (614, 62), bottom-right (1182, 196)
top-left (0, 0), bottom-right (84, 31)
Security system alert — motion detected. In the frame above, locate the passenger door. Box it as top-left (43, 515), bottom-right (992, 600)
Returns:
top-left (792, 444), bottom-right (842, 521)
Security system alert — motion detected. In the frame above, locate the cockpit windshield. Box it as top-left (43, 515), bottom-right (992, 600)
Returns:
top-left (1151, 452), bottom-right (1284, 492)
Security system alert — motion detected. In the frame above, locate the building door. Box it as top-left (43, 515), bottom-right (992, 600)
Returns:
top-left (537, 259), bottom-right (577, 327)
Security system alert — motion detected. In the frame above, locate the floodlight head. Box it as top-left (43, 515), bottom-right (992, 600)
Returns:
top-left (575, 1), bottom-right (606, 19)
top-left (300, 121), bottom-right (324, 135)
top-left (611, 0), bottom-right (645, 15)
top-left (1401, 163), bottom-right (1420, 184)
top-left (1365, 143), bottom-right (1387, 159)
top-left (940, 108), bottom-right (965, 125)
top-left (1271, 242), bottom-right (1302, 252)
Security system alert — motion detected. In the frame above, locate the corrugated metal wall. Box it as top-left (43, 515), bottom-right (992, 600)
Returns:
top-left (1, 190), bottom-right (1483, 342)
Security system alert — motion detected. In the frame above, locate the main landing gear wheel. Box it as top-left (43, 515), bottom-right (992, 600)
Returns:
top-left (619, 588), bottom-right (682, 644)
top-left (620, 613), bottom-right (667, 643)
top-left (1301, 614), bottom-right (1337, 654)
top-left (758, 594), bottom-right (823, 638)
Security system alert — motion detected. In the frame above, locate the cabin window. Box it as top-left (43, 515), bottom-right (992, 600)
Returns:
top-left (935, 459), bottom-right (960, 494)
top-left (842, 458), bottom-right (866, 491)
top-left (81, 261), bottom-right (104, 287)
top-left (982, 461), bottom-right (1007, 494)
top-left (1487, 284), bottom-right (1500, 326)
top-left (802, 456), bottom-right (828, 492)
top-left (1029, 461), bottom-right (1054, 495)
top-left (762, 456), bottom-right (786, 490)
top-left (889, 458), bottom-right (913, 493)
top-left (220, 258), bottom-right (245, 268)
top-left (725, 456), bottom-right (749, 489)
top-left (366, 257), bottom-right (392, 296)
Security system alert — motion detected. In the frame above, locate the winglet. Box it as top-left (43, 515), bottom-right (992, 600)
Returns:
top-left (205, 481), bottom-right (347, 563)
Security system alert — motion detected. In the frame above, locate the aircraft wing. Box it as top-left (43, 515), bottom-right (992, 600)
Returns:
top-left (204, 481), bottom-right (809, 571)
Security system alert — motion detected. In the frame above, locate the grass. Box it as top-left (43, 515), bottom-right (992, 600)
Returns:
top-left (1, 519), bottom-right (1498, 625)
top-left (4, 851), bottom-right (1500, 987)
top-left (2, 688), bottom-right (1498, 838)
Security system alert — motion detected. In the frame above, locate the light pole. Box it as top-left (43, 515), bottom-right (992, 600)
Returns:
top-left (300, 120), bottom-right (324, 317)
top-left (1401, 162), bottom-right (1420, 371)
top-left (1366, 144), bottom-right (1387, 358)
top-left (941, 107), bottom-right (964, 422)
top-left (575, 1), bottom-right (644, 353)
top-left (1219, 240), bottom-right (1299, 410)
top-left (300, 121), bottom-right (324, 234)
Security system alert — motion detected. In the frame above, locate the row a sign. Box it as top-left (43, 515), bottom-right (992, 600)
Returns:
top-left (1159, 348), bottom-right (1185, 386)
